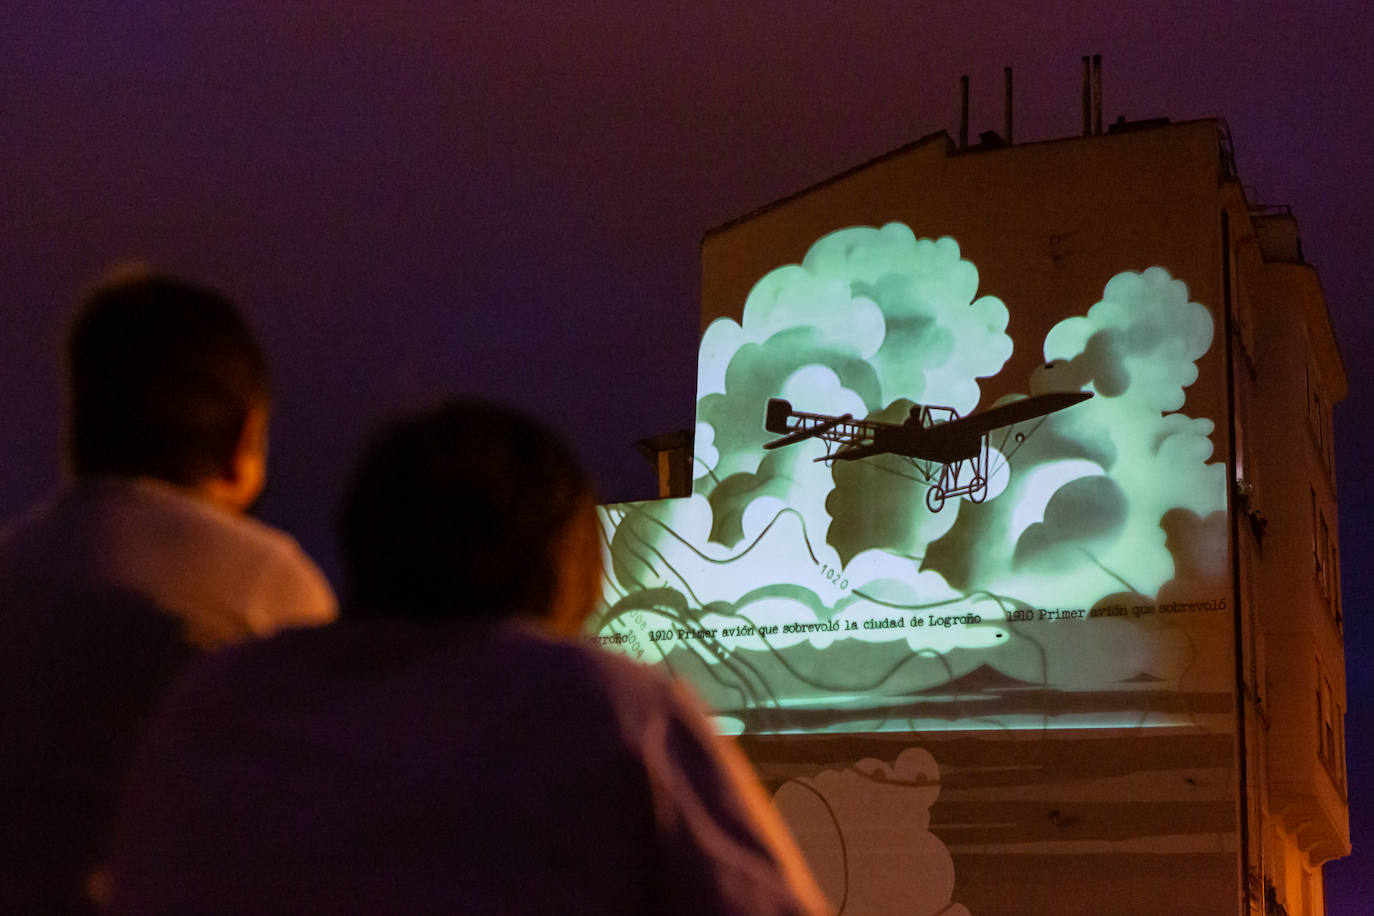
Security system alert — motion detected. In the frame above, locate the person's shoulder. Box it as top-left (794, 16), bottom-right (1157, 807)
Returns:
top-left (128, 479), bottom-right (297, 558)
top-left (223, 513), bottom-right (338, 630)
top-left (505, 622), bottom-right (663, 680)
top-left (514, 624), bottom-right (706, 728)
top-left (155, 621), bottom-right (315, 713)
top-left (121, 479), bottom-right (339, 630)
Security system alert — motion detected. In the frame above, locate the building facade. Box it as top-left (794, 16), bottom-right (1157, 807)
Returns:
top-left (595, 118), bottom-right (1348, 914)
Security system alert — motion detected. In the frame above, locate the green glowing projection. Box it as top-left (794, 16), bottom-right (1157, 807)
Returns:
top-left (592, 223), bottom-right (1227, 736)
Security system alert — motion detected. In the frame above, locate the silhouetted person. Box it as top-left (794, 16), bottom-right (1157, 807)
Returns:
top-left (0, 271), bottom-right (336, 912)
top-left (106, 399), bottom-right (829, 914)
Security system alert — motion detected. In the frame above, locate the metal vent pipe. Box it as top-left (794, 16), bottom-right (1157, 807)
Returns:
top-left (1004, 66), bottom-right (1013, 144)
top-left (1092, 54), bottom-right (1103, 135)
top-left (959, 75), bottom-right (970, 148)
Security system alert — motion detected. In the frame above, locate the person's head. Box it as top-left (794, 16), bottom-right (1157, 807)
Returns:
top-left (64, 269), bottom-right (271, 511)
top-left (339, 399), bottom-right (602, 634)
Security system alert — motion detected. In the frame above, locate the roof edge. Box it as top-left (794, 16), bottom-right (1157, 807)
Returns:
top-left (702, 130), bottom-right (957, 239)
top-left (701, 117), bottom-right (1226, 241)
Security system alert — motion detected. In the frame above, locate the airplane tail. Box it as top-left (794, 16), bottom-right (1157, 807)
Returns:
top-left (764, 398), bottom-right (793, 434)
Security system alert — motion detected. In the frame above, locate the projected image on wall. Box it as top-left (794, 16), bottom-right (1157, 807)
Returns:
top-left (593, 223), bottom-right (1227, 735)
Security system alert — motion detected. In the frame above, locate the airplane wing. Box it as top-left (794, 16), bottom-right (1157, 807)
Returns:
top-left (950, 391), bottom-right (1092, 437)
top-left (813, 442), bottom-right (887, 462)
top-left (761, 398), bottom-right (885, 451)
top-left (762, 392), bottom-right (1091, 470)
top-left (763, 412), bottom-right (853, 450)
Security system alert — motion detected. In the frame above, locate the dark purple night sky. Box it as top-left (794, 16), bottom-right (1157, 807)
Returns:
top-left (4, 1), bottom-right (1371, 905)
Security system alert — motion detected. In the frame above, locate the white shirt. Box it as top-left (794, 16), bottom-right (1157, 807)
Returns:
top-left (0, 476), bottom-right (337, 911)
top-left (0, 476), bottom-right (336, 647)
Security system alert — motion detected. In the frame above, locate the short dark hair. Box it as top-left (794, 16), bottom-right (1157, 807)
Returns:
top-left (339, 399), bottom-right (595, 621)
top-left (65, 272), bottom-right (270, 485)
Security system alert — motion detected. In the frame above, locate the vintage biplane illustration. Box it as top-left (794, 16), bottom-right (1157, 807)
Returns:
top-left (763, 391), bottom-right (1093, 511)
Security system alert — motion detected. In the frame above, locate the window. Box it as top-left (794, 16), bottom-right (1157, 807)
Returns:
top-left (1316, 677), bottom-right (1326, 761)
top-left (1312, 489), bottom-right (1327, 592)
top-left (1311, 492), bottom-right (1340, 628)
top-left (1316, 667), bottom-right (1346, 792)
top-left (1317, 513), bottom-right (1331, 600)
top-left (1330, 538), bottom-right (1343, 630)
top-left (1337, 699), bottom-right (1347, 786)
top-left (1322, 679), bottom-right (1335, 765)
top-left (1306, 358), bottom-right (1336, 480)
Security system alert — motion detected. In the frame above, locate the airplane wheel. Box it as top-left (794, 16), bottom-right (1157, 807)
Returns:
top-left (926, 487), bottom-right (946, 513)
top-left (969, 477), bottom-right (987, 503)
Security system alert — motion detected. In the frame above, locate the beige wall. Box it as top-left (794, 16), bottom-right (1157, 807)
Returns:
top-left (702, 120), bottom-right (1250, 914)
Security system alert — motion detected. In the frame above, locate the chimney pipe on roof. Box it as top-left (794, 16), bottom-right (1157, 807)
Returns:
top-left (1092, 54), bottom-right (1103, 135)
top-left (1004, 66), bottom-right (1013, 144)
top-left (959, 75), bottom-right (969, 149)
top-left (1081, 57), bottom-right (1091, 136)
